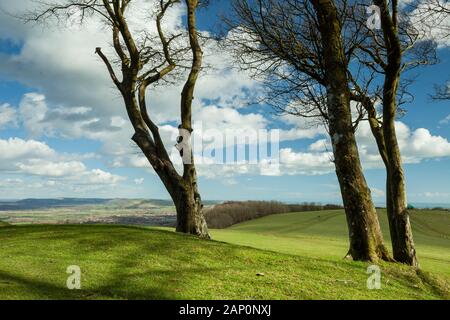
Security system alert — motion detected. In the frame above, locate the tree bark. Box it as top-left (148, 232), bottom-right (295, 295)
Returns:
top-left (132, 127), bottom-right (210, 239)
top-left (312, 0), bottom-right (391, 262)
top-left (175, 172), bottom-right (210, 238)
top-left (383, 83), bottom-right (418, 266)
top-left (375, 0), bottom-right (418, 267)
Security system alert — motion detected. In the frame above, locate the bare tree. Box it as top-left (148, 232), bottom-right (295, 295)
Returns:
top-left (372, 0), bottom-right (418, 266)
top-left (225, 0), bottom-right (392, 262)
top-left (28, 0), bottom-right (210, 238)
top-left (224, 0), bottom-right (441, 266)
top-left (350, 0), bottom-right (444, 267)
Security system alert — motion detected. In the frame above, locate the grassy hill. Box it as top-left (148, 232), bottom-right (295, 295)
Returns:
top-left (0, 216), bottom-right (449, 299)
top-left (212, 210), bottom-right (450, 278)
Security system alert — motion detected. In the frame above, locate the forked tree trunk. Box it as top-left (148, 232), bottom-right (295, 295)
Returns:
top-left (133, 130), bottom-right (211, 239)
top-left (312, 0), bottom-right (391, 262)
top-left (375, 0), bottom-right (418, 267)
top-left (119, 0), bottom-right (210, 240)
top-left (351, 83), bottom-right (417, 266)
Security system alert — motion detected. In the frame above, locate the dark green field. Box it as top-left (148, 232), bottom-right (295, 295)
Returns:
top-left (0, 209), bottom-right (448, 300)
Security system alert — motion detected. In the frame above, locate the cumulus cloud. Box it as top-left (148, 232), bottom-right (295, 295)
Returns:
top-left (278, 148), bottom-right (334, 176)
top-left (87, 169), bottom-right (125, 185)
top-left (309, 139), bottom-right (331, 152)
top-left (0, 137), bottom-right (125, 187)
top-left (0, 138), bottom-right (55, 164)
top-left (195, 147), bottom-right (334, 180)
top-left (356, 121), bottom-right (450, 166)
top-left (17, 159), bottom-right (87, 177)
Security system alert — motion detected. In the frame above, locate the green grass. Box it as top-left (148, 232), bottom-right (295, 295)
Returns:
top-left (0, 218), bottom-right (449, 300)
top-left (212, 210), bottom-right (450, 278)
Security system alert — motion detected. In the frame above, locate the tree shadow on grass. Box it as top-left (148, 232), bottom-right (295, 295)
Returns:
top-left (0, 265), bottom-right (209, 300)
top-left (4, 225), bottom-right (445, 300)
top-left (0, 225), bottom-right (237, 300)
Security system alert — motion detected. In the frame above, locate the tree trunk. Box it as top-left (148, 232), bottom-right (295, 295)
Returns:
top-left (384, 83), bottom-right (418, 267)
top-left (351, 85), bottom-right (417, 266)
top-left (312, 0), bottom-right (391, 262)
top-left (330, 104), bottom-right (390, 262)
top-left (132, 126), bottom-right (211, 240)
top-left (375, 0), bottom-right (418, 267)
top-left (175, 166), bottom-right (210, 238)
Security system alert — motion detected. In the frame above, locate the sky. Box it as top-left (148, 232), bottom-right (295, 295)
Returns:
top-left (0, 0), bottom-right (449, 205)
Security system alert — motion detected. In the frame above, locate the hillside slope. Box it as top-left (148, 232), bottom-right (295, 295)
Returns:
top-left (212, 210), bottom-right (450, 278)
top-left (0, 224), bottom-right (448, 300)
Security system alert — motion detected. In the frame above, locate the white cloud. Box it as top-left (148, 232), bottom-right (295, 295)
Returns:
top-left (357, 121), bottom-right (450, 166)
top-left (0, 138), bottom-right (55, 164)
top-left (134, 178), bottom-right (145, 185)
top-left (371, 188), bottom-right (386, 198)
top-left (88, 169), bottom-right (125, 185)
top-left (19, 93), bottom-right (51, 136)
top-left (0, 104), bottom-right (17, 128)
top-left (419, 191), bottom-right (450, 198)
top-left (408, 0), bottom-right (450, 48)
top-left (279, 113), bottom-right (327, 141)
top-left (17, 159), bottom-right (86, 177)
top-left (309, 139), bottom-right (331, 152)
top-left (278, 148), bottom-right (335, 176)
top-left (0, 137), bottom-right (126, 187)
top-left (404, 128), bottom-right (450, 160)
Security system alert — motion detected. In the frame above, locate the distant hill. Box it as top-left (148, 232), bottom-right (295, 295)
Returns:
top-left (0, 198), bottom-right (113, 211)
top-left (0, 198), bottom-right (221, 211)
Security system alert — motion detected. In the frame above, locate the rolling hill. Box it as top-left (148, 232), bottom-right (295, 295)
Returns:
top-left (0, 210), bottom-right (449, 299)
top-left (212, 209), bottom-right (450, 278)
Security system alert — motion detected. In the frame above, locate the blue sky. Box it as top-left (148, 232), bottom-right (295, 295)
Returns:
top-left (0, 0), bottom-right (449, 205)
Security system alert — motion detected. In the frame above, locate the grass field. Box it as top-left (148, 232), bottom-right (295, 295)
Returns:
top-left (212, 209), bottom-right (450, 278)
top-left (0, 209), bottom-right (448, 300)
